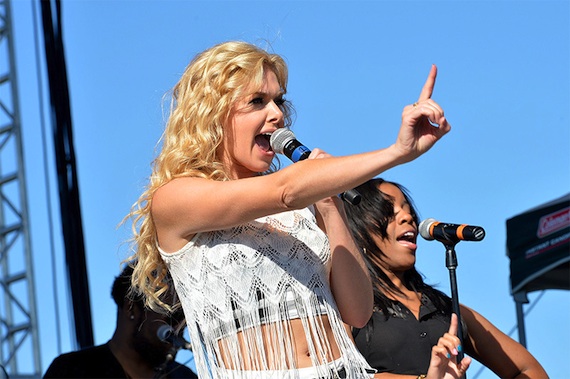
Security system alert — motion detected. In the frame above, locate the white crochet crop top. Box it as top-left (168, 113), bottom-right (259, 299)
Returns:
top-left (159, 207), bottom-right (372, 378)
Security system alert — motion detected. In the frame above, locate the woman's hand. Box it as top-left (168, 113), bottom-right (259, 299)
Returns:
top-left (426, 313), bottom-right (472, 379)
top-left (394, 65), bottom-right (451, 163)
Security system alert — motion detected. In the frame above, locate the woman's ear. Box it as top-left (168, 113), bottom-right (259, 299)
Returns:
top-left (125, 300), bottom-right (142, 321)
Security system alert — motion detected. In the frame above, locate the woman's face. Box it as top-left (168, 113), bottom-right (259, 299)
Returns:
top-left (222, 69), bottom-right (285, 179)
top-left (372, 183), bottom-right (418, 273)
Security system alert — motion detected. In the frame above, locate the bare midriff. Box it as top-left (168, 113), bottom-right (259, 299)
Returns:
top-left (216, 315), bottom-right (342, 370)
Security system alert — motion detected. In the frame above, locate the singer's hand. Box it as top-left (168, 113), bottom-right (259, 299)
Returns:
top-left (394, 64), bottom-right (451, 163)
top-left (425, 314), bottom-right (471, 379)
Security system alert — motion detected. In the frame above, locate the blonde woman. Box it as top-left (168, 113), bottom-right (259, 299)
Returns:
top-left (127, 41), bottom-right (459, 378)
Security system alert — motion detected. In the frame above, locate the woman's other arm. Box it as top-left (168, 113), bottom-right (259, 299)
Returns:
top-left (461, 304), bottom-right (548, 379)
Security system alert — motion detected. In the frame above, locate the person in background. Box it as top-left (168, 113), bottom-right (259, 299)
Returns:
top-left (343, 178), bottom-right (549, 379)
top-left (43, 264), bottom-right (198, 379)
top-left (126, 39), bottom-right (467, 379)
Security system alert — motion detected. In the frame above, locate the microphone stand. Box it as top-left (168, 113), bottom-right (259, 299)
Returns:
top-left (153, 346), bottom-right (178, 379)
top-left (443, 242), bottom-right (466, 379)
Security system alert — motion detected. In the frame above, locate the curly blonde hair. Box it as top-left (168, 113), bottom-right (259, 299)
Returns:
top-left (126, 41), bottom-right (292, 312)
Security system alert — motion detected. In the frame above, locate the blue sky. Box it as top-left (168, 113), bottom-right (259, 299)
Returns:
top-left (10, 0), bottom-right (570, 377)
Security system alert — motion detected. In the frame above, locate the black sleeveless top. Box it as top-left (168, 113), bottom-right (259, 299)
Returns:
top-left (352, 294), bottom-right (467, 375)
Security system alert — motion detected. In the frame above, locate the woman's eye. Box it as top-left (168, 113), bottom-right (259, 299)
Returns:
top-left (249, 96), bottom-right (285, 107)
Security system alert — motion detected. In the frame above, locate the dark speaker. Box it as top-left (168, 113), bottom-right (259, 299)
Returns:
top-left (507, 193), bottom-right (570, 294)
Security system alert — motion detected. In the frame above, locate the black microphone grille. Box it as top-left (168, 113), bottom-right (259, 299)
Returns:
top-left (473, 227), bottom-right (486, 241)
top-left (269, 128), bottom-right (295, 154)
top-left (418, 218), bottom-right (436, 241)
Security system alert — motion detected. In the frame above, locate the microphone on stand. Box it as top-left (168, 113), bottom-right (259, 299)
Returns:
top-left (419, 218), bottom-right (485, 244)
top-left (419, 217), bottom-right (480, 379)
top-left (269, 128), bottom-right (362, 205)
top-left (157, 325), bottom-right (192, 351)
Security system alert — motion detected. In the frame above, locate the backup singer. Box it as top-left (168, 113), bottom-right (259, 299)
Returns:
top-left (344, 178), bottom-right (548, 379)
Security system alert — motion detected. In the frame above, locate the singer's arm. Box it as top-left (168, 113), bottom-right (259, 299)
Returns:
top-left (152, 66), bottom-right (449, 252)
top-left (314, 195), bottom-right (372, 328)
top-left (459, 305), bottom-right (548, 379)
top-left (310, 149), bottom-right (373, 328)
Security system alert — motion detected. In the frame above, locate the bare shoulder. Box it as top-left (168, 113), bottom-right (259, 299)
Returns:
top-left (152, 177), bottom-right (208, 252)
top-left (153, 177), bottom-right (205, 217)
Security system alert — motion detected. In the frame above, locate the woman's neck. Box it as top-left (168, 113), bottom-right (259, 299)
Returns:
top-left (380, 267), bottom-right (418, 301)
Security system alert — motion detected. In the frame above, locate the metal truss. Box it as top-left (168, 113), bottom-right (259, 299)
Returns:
top-left (0, 0), bottom-right (41, 377)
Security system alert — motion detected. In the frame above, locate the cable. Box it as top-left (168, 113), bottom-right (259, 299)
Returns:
top-left (31, 0), bottom-right (63, 356)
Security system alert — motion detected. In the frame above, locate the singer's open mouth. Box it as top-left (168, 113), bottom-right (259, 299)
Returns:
top-left (255, 133), bottom-right (273, 152)
top-left (397, 231), bottom-right (416, 243)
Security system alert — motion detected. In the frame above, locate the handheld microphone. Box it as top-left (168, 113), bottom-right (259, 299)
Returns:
top-left (156, 325), bottom-right (192, 351)
top-left (419, 218), bottom-right (485, 244)
top-left (269, 128), bottom-right (362, 205)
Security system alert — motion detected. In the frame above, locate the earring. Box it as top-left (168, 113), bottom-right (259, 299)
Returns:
top-left (129, 314), bottom-right (135, 320)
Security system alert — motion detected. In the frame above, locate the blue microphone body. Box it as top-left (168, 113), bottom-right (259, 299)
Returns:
top-left (282, 138), bottom-right (311, 162)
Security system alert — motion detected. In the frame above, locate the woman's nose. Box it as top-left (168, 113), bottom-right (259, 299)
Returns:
top-left (398, 210), bottom-right (414, 224)
top-left (267, 100), bottom-right (284, 125)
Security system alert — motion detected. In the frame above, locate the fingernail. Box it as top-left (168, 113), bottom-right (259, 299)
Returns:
top-left (457, 345), bottom-right (463, 352)
top-left (446, 353), bottom-right (451, 359)
top-left (428, 119), bottom-right (440, 128)
top-left (452, 348), bottom-right (458, 355)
